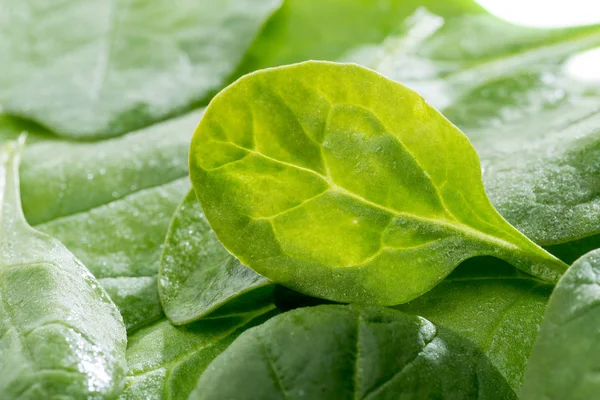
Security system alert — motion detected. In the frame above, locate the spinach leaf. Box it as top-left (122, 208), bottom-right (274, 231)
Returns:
top-left (189, 61), bottom-right (566, 305)
top-left (119, 304), bottom-right (278, 400)
top-left (346, 6), bottom-right (600, 245)
top-left (521, 249), bottom-right (600, 399)
top-left (191, 305), bottom-right (515, 399)
top-left (20, 112), bottom-right (199, 331)
top-left (101, 276), bottom-right (165, 334)
top-left (0, 138), bottom-right (127, 398)
top-left (397, 257), bottom-right (551, 391)
top-left (159, 190), bottom-right (274, 325)
top-left (0, 0), bottom-right (282, 139)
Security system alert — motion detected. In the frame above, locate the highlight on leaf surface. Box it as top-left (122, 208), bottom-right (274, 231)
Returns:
top-left (189, 61), bottom-right (567, 305)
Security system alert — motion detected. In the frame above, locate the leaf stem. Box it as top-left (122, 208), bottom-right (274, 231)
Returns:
top-left (0, 135), bottom-right (28, 233)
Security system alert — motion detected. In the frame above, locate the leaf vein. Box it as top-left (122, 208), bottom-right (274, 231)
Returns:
top-left (257, 333), bottom-right (292, 400)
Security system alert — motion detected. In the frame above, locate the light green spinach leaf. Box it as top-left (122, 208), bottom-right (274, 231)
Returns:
top-left (397, 257), bottom-right (551, 391)
top-left (521, 249), bottom-right (600, 399)
top-left (159, 190), bottom-right (274, 325)
top-left (119, 304), bottom-right (278, 400)
top-left (189, 61), bottom-right (566, 305)
top-left (191, 305), bottom-right (515, 400)
top-left (0, 138), bottom-right (127, 399)
top-left (0, 0), bottom-right (282, 139)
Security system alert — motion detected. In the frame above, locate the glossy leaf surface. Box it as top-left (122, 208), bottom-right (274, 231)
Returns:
top-left (39, 177), bottom-right (189, 332)
top-left (0, 0), bottom-right (282, 138)
top-left (190, 61), bottom-right (566, 305)
top-left (20, 111), bottom-right (197, 225)
top-left (521, 249), bottom-right (600, 399)
top-left (159, 190), bottom-right (273, 325)
top-left (1, 1), bottom-right (599, 398)
top-left (0, 139), bottom-right (127, 398)
top-left (192, 305), bottom-right (515, 399)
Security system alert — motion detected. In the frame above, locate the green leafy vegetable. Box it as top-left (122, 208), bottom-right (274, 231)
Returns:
top-left (397, 257), bottom-right (551, 390)
top-left (159, 190), bottom-right (273, 325)
top-left (2, 0), bottom-right (599, 398)
top-left (191, 305), bottom-right (515, 399)
top-left (521, 249), bottom-right (600, 399)
top-left (119, 304), bottom-right (277, 400)
top-left (189, 61), bottom-right (566, 305)
top-left (0, 138), bottom-right (127, 398)
top-left (546, 233), bottom-right (600, 265)
top-left (0, 0), bottom-right (282, 139)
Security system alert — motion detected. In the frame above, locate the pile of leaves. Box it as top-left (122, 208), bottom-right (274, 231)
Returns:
top-left (2, 0), bottom-right (600, 399)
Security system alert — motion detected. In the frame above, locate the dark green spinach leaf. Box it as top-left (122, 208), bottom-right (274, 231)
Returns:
top-left (237, 0), bottom-right (483, 74)
top-left (191, 305), bottom-right (515, 399)
top-left (17, 112), bottom-right (200, 331)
